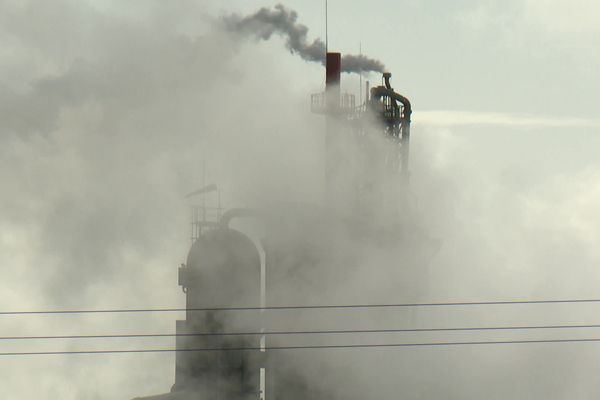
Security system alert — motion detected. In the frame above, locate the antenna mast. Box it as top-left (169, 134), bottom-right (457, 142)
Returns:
top-left (359, 42), bottom-right (363, 105)
top-left (325, 0), bottom-right (328, 53)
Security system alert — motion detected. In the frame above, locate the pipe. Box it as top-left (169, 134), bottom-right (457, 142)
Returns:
top-left (383, 72), bottom-right (392, 90)
top-left (370, 76), bottom-right (412, 179)
top-left (185, 184), bottom-right (217, 199)
top-left (326, 52), bottom-right (341, 87)
top-left (326, 52), bottom-right (341, 112)
top-left (369, 86), bottom-right (412, 122)
top-left (220, 208), bottom-right (260, 228)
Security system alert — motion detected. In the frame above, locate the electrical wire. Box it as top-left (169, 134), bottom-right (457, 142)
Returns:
top-left (5, 323), bottom-right (600, 341)
top-left (3, 297), bottom-right (600, 315)
top-left (5, 338), bottom-right (600, 356)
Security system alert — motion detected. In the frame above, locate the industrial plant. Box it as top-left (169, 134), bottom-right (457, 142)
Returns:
top-left (133, 50), bottom-right (412, 400)
top-left (5, 1), bottom-right (600, 399)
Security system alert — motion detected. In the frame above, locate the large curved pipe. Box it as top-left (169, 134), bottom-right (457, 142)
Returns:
top-left (220, 208), bottom-right (261, 228)
top-left (370, 86), bottom-right (412, 121)
top-left (184, 184), bottom-right (217, 199)
top-left (383, 73), bottom-right (393, 90)
top-left (370, 75), bottom-right (412, 178)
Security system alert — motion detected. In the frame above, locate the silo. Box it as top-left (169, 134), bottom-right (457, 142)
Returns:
top-left (174, 228), bottom-right (261, 400)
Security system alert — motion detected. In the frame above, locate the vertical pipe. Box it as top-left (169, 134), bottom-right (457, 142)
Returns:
top-left (201, 160), bottom-right (206, 233)
top-left (401, 120), bottom-right (410, 182)
top-left (325, 52), bottom-right (341, 108)
top-left (259, 239), bottom-right (267, 398)
top-left (325, 52), bottom-right (341, 202)
top-left (260, 368), bottom-right (266, 400)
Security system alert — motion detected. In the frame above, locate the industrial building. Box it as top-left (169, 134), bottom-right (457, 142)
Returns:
top-left (133, 51), bottom-right (412, 400)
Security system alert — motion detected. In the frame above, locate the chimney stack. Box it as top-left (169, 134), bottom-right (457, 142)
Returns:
top-left (326, 52), bottom-right (341, 111)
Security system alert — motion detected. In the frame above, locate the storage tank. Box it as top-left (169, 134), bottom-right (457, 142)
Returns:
top-left (174, 228), bottom-right (261, 399)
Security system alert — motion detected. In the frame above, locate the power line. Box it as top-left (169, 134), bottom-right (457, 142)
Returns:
top-left (5, 338), bottom-right (600, 356)
top-left (4, 297), bottom-right (600, 315)
top-left (5, 323), bottom-right (600, 341)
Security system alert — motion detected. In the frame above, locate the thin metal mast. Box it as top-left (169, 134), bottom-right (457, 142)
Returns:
top-left (359, 42), bottom-right (363, 105)
top-left (325, 0), bottom-right (328, 54)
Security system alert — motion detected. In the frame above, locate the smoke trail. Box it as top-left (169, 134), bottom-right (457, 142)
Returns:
top-left (223, 4), bottom-right (385, 74)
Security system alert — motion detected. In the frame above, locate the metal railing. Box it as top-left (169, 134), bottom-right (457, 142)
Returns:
top-left (310, 92), bottom-right (357, 115)
top-left (190, 206), bottom-right (223, 242)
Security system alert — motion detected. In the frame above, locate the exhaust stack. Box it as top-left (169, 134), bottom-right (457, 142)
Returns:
top-left (326, 52), bottom-right (341, 111)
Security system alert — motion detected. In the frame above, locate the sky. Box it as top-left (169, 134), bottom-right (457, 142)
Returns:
top-left (1, 1), bottom-right (600, 399)
top-left (197, 0), bottom-right (600, 117)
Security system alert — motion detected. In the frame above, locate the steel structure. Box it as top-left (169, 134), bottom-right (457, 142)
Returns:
top-left (133, 52), bottom-right (412, 400)
top-left (311, 52), bottom-right (412, 218)
top-left (311, 53), bottom-right (411, 177)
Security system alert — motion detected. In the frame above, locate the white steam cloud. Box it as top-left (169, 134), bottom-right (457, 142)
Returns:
top-left (223, 4), bottom-right (386, 74)
top-left (1, 2), bottom-right (600, 400)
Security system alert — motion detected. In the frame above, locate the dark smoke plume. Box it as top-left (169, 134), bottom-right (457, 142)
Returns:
top-left (223, 4), bottom-right (386, 74)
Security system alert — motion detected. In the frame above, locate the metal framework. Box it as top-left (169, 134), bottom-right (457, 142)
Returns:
top-left (311, 52), bottom-right (412, 217)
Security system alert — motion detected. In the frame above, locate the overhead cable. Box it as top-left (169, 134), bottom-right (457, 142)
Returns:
top-left (3, 297), bottom-right (600, 315)
top-left (5, 323), bottom-right (600, 341)
top-left (5, 338), bottom-right (600, 356)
